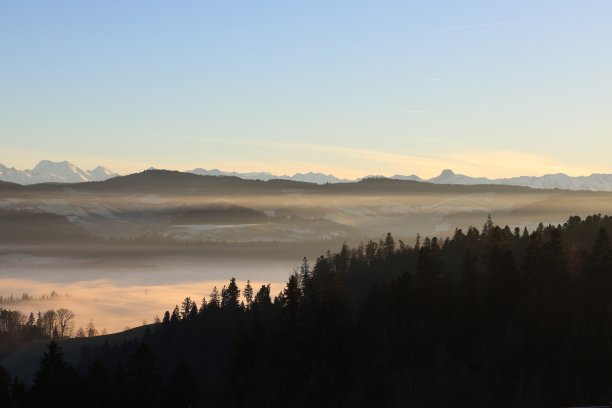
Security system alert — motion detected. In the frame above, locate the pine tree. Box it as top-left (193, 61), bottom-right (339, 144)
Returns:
top-left (299, 257), bottom-right (311, 288)
top-left (243, 280), bottom-right (254, 308)
top-left (522, 226), bottom-right (529, 239)
top-left (336, 243), bottom-right (351, 274)
top-left (26, 312), bottom-right (35, 327)
top-left (482, 214), bottom-right (494, 237)
top-left (221, 278), bottom-right (241, 309)
top-left (171, 306), bottom-right (180, 322)
top-left (208, 287), bottom-right (220, 309)
top-left (384, 232), bottom-right (395, 257)
top-left (31, 341), bottom-right (77, 407)
top-left (180, 297), bottom-right (193, 320)
top-left (279, 274), bottom-right (302, 317)
top-left (189, 303), bottom-right (198, 320)
top-left (254, 284), bottom-right (272, 307)
top-left (198, 297), bottom-right (207, 314)
top-left (86, 319), bottom-right (99, 337)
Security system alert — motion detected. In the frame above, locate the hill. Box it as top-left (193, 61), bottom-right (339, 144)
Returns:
top-left (3, 214), bottom-right (612, 406)
top-left (0, 209), bottom-right (92, 243)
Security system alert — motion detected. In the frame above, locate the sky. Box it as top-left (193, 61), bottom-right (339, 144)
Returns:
top-left (1, 1), bottom-right (611, 179)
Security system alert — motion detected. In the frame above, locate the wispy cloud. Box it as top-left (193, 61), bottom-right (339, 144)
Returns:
top-left (437, 19), bottom-right (529, 32)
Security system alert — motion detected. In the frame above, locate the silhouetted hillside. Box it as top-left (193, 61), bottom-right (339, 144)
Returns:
top-left (170, 204), bottom-right (268, 225)
top-left (0, 181), bottom-right (22, 191)
top-left (4, 214), bottom-right (612, 406)
top-left (12, 169), bottom-right (544, 195)
top-left (0, 210), bottom-right (91, 243)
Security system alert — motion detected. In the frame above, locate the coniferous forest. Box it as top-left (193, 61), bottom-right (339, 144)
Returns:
top-left (4, 214), bottom-right (612, 407)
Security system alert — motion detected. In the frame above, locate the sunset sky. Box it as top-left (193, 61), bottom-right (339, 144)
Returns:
top-left (2, 1), bottom-right (611, 178)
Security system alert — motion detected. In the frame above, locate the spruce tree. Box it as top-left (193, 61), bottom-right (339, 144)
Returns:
top-left (243, 280), bottom-right (254, 308)
top-left (31, 341), bottom-right (77, 407)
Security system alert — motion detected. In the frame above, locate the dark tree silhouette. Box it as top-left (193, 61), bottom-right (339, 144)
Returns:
top-left (180, 297), bottom-right (193, 320)
top-left (30, 341), bottom-right (78, 408)
top-left (221, 278), bottom-right (240, 309)
top-left (84, 359), bottom-right (111, 408)
top-left (125, 343), bottom-right (163, 407)
top-left (243, 280), bottom-right (253, 309)
top-left (0, 364), bottom-right (10, 407)
top-left (167, 360), bottom-right (199, 408)
top-left (8, 215), bottom-right (612, 407)
top-left (170, 306), bottom-right (180, 322)
top-left (208, 286), bottom-right (220, 309)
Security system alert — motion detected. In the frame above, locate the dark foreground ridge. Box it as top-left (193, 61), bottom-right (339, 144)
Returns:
top-left (4, 214), bottom-right (612, 407)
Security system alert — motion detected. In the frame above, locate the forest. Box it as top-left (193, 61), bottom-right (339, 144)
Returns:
top-left (3, 214), bottom-right (612, 407)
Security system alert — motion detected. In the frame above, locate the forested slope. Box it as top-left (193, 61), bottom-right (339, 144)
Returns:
top-left (4, 214), bottom-right (612, 407)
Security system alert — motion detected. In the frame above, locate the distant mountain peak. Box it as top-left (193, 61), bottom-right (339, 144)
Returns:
top-left (87, 165), bottom-right (118, 182)
top-left (0, 160), bottom-right (118, 185)
top-left (188, 168), bottom-right (349, 184)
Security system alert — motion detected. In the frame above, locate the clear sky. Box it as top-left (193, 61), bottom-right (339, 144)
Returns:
top-left (1, 1), bottom-right (611, 178)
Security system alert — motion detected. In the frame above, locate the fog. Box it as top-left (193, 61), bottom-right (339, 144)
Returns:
top-left (0, 254), bottom-right (289, 333)
top-left (4, 176), bottom-right (612, 334)
top-left (3, 188), bottom-right (599, 242)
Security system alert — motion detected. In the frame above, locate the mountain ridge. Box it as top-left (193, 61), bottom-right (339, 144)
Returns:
top-left (189, 167), bottom-right (612, 191)
top-left (4, 160), bottom-right (612, 191)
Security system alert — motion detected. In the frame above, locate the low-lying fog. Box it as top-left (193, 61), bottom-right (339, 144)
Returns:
top-left (4, 176), bottom-right (612, 335)
top-left (0, 254), bottom-right (291, 333)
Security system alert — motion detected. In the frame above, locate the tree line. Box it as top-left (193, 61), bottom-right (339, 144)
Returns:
top-left (0, 308), bottom-right (79, 349)
top-left (4, 214), bottom-right (612, 406)
top-left (0, 290), bottom-right (69, 305)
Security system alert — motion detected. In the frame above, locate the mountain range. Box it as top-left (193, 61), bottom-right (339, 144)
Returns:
top-left (5, 160), bottom-right (612, 192)
top-left (189, 167), bottom-right (612, 192)
top-left (420, 169), bottom-right (612, 191)
top-left (0, 160), bottom-right (118, 184)
top-left (189, 168), bottom-right (352, 184)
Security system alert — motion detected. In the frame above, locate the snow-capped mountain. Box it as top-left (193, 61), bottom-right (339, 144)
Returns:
top-left (418, 169), bottom-right (612, 191)
top-left (189, 168), bottom-right (349, 184)
top-left (190, 168), bottom-right (278, 180)
top-left (0, 160), bottom-right (119, 184)
top-left (288, 172), bottom-right (350, 184)
top-left (190, 167), bottom-right (612, 190)
top-left (87, 165), bottom-right (119, 182)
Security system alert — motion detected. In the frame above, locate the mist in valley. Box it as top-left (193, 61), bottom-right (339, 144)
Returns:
top-left (3, 174), bottom-right (612, 335)
top-left (0, 253), bottom-right (293, 334)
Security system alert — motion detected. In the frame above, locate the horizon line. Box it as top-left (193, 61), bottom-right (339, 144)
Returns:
top-left (4, 159), bottom-right (612, 182)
